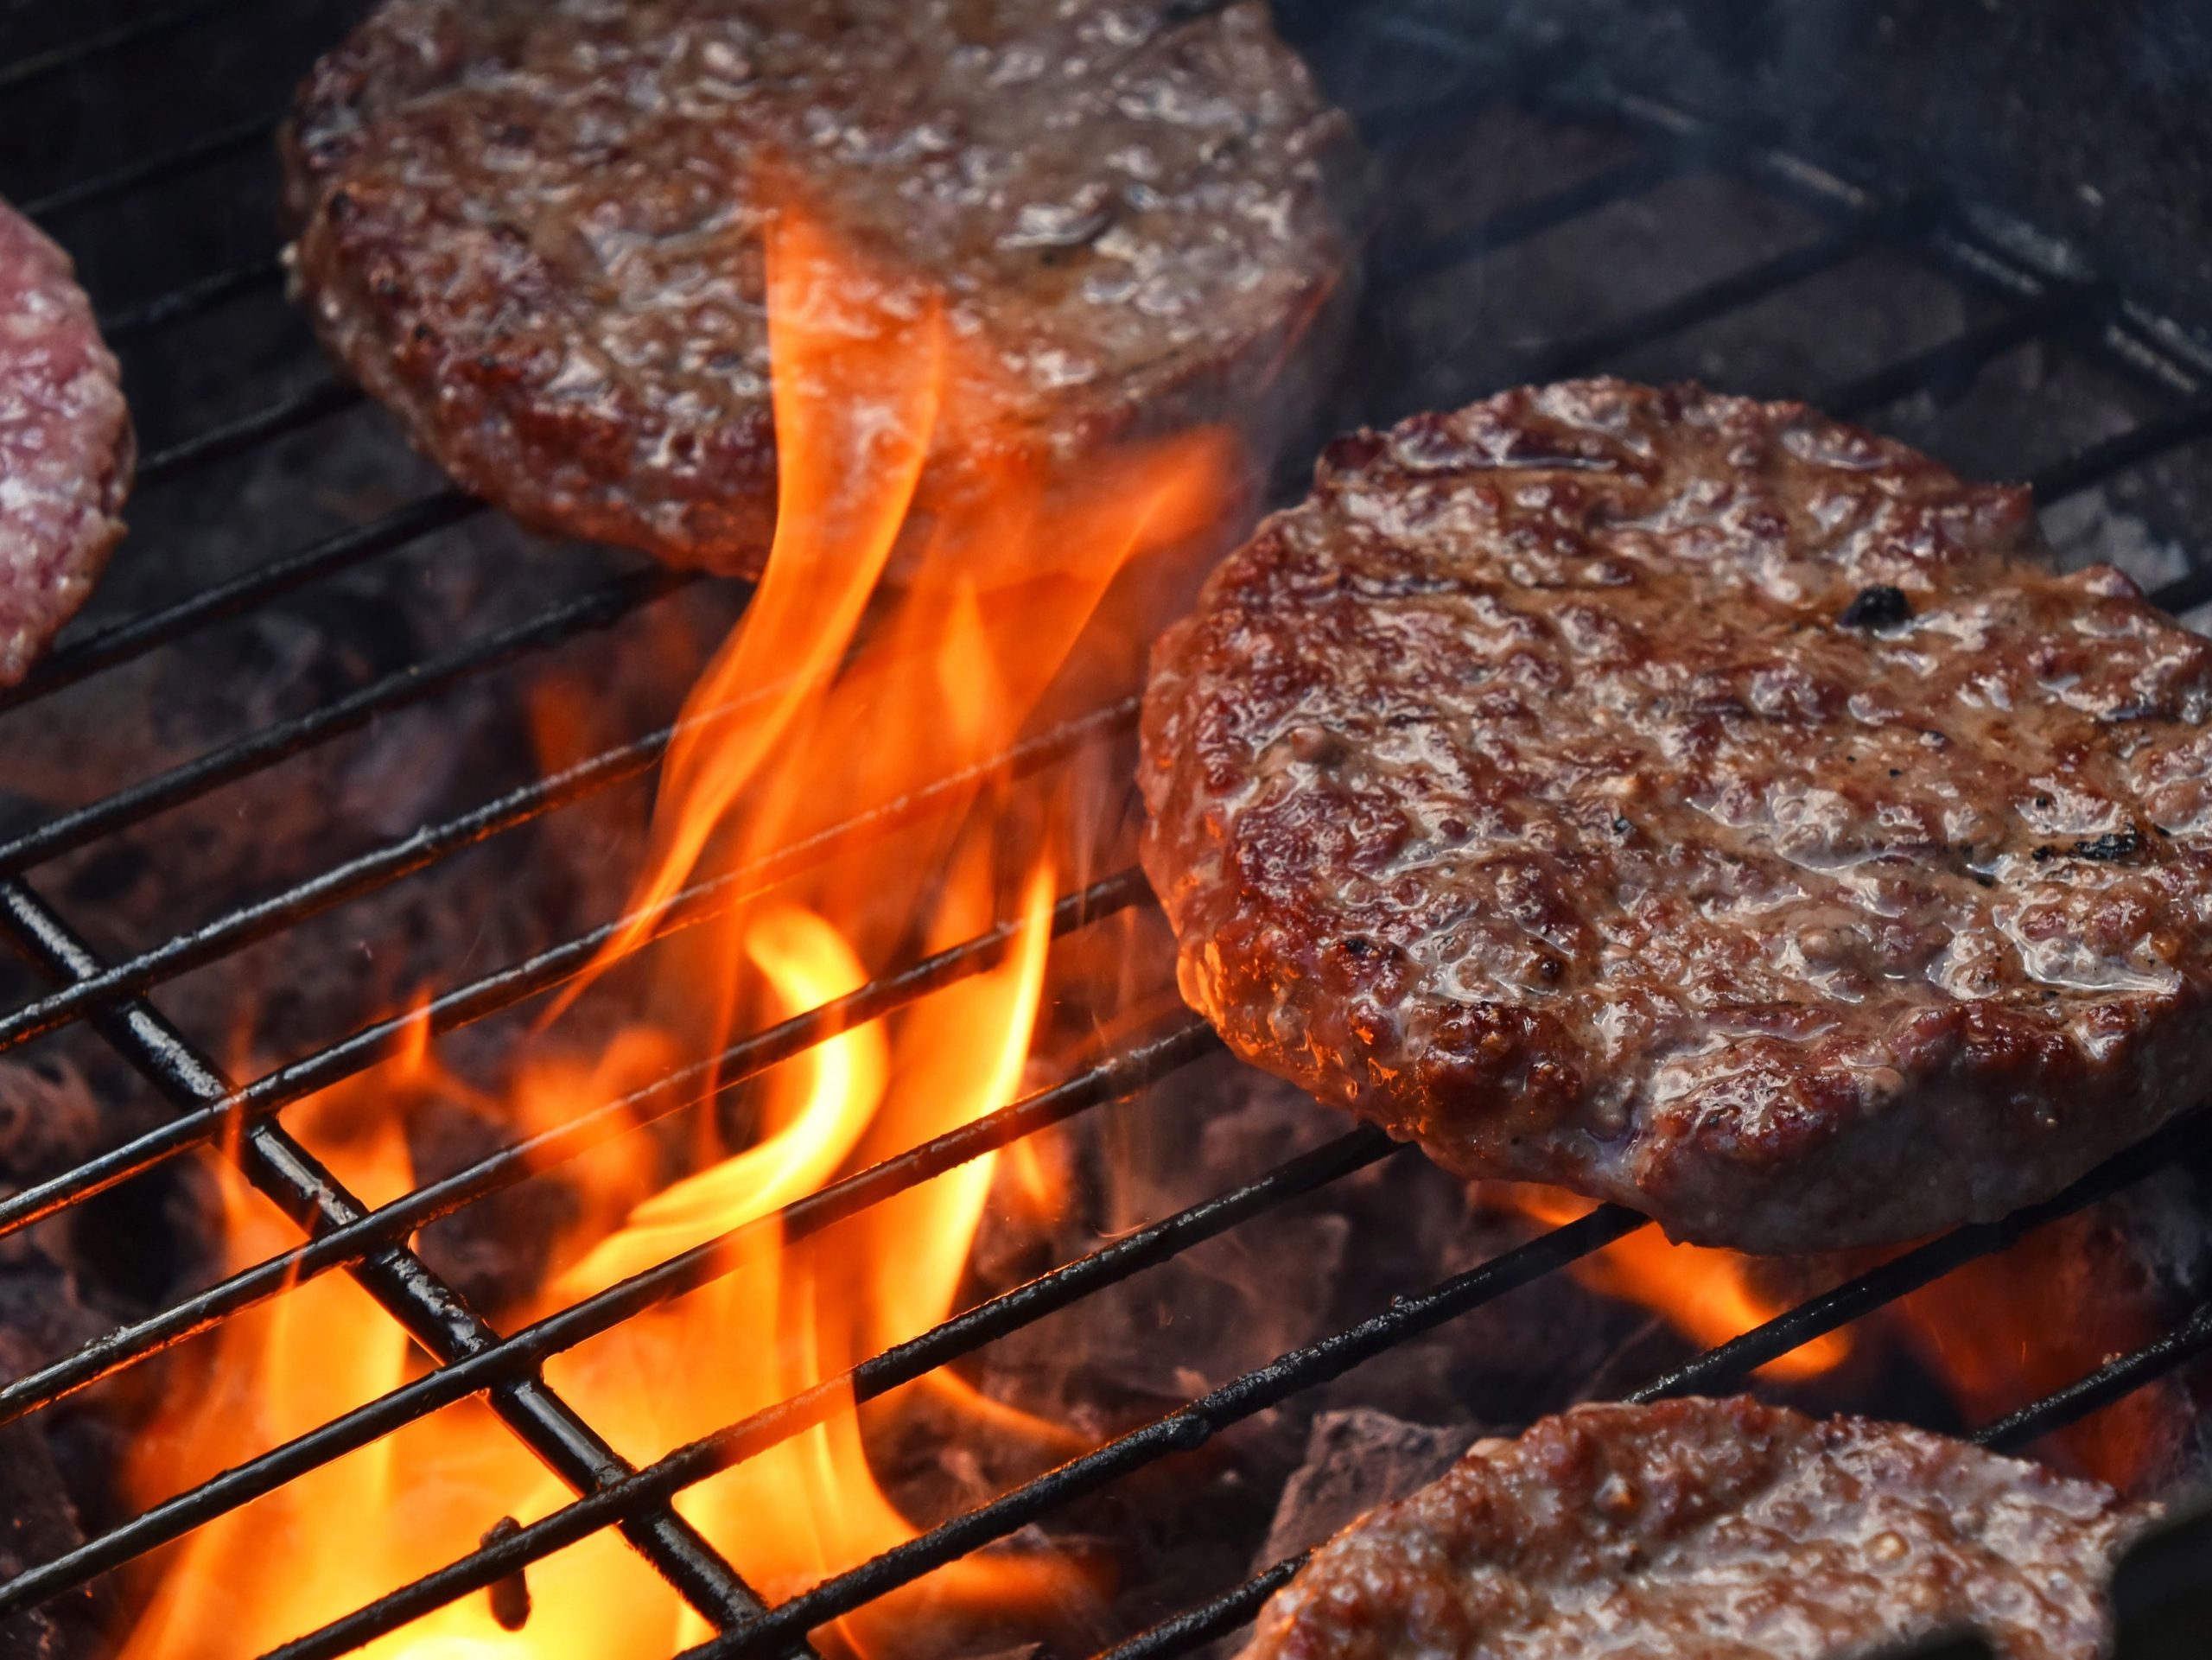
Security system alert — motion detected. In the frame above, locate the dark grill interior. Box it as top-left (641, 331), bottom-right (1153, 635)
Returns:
top-left (5, 2), bottom-right (2212, 1657)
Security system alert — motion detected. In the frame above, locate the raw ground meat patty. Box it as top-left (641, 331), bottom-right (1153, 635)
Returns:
top-left (1241, 1396), bottom-right (2149, 1660)
top-left (0, 198), bottom-right (131, 687)
top-left (281, 0), bottom-right (1362, 573)
top-left (1141, 378), bottom-right (2212, 1252)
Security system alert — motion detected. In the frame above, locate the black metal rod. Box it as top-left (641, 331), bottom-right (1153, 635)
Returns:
top-left (0, 723), bottom-right (660, 1047)
top-left (2034, 399), bottom-right (2212, 510)
top-left (0, 1003), bottom-right (1205, 1625)
top-left (1975, 1300), bottom-right (2212, 1453)
top-left (2152, 562), bottom-right (2212, 616)
top-left (1628, 1106), bottom-right (2212, 1402)
top-left (1820, 285), bottom-right (2103, 420)
top-left (270, 1040), bottom-right (1357, 1660)
top-left (0, 712), bottom-right (1138, 1241)
top-left (0, 688), bottom-right (1124, 1058)
top-left (0, 0), bottom-right (269, 91)
top-left (674, 1204), bottom-right (1649, 1660)
top-left (1089, 1553), bottom-right (1312, 1660)
top-left (0, 876), bottom-right (780, 1635)
top-left (0, 869), bottom-right (1156, 1430)
top-left (22, 108), bottom-right (278, 220)
top-left (1412, 200), bottom-right (1932, 415)
top-left (1082, 1111), bottom-right (2212, 1660)
top-left (100, 252), bottom-right (283, 342)
top-left (137, 378), bottom-right (364, 490)
top-left (1373, 147), bottom-right (1688, 291)
top-left (0, 492), bottom-right (485, 713)
top-left (0, 565), bottom-right (689, 875)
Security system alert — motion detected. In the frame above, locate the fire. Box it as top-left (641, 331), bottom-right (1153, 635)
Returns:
top-left (1888, 1218), bottom-right (2171, 1489)
top-left (119, 199), bottom-right (1233, 1656)
top-left (1489, 1185), bottom-right (1852, 1382)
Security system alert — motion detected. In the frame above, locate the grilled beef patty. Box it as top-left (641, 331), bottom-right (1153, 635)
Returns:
top-left (0, 200), bottom-right (131, 687)
top-left (1242, 1396), bottom-right (2147, 1660)
top-left (1141, 378), bottom-right (2212, 1252)
top-left (281, 0), bottom-right (1361, 573)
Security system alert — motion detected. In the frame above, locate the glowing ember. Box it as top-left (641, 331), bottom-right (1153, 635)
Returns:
top-left (119, 200), bottom-right (1232, 1656)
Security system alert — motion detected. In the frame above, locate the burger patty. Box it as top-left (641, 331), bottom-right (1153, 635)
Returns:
top-left (1141, 378), bottom-right (2212, 1253)
top-left (0, 199), bottom-right (131, 687)
top-left (1242, 1396), bottom-right (2148, 1660)
top-left (281, 0), bottom-right (1362, 573)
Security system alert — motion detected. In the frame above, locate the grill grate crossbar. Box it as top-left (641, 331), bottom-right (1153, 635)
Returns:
top-left (671, 1205), bottom-right (1652, 1660)
top-left (137, 378), bottom-right (364, 490)
top-left (0, 703), bottom-right (1137, 1245)
top-left (265, 1051), bottom-right (1377, 1660)
top-left (0, 491), bottom-right (486, 713)
top-left (0, 874), bottom-right (785, 1636)
top-left (4, 23), bottom-right (2212, 1658)
top-left (21, 106), bottom-right (282, 220)
top-left (0, 1005), bottom-right (1214, 1625)
top-left (0, 563), bottom-right (695, 875)
top-left (0, 865), bottom-right (1154, 1438)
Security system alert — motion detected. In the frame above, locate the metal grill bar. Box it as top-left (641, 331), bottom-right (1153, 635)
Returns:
top-left (671, 1205), bottom-right (1649, 1660)
top-left (1414, 198), bottom-right (1936, 414)
top-left (0, 563), bottom-right (691, 877)
top-left (1820, 284), bottom-right (2103, 420)
top-left (0, 491), bottom-right (484, 713)
top-left (0, 689), bottom-right (1130, 1058)
top-left (137, 378), bottom-right (363, 490)
top-left (1375, 147), bottom-right (1689, 290)
top-left (0, 875), bottom-right (782, 1635)
top-left (0, 863), bottom-right (1149, 1443)
top-left (270, 1091), bottom-right (1383, 1660)
top-left (5, 31), bottom-right (2212, 1659)
top-left (2034, 398), bottom-right (2212, 505)
top-left (1978, 1303), bottom-right (2212, 1453)
top-left (1628, 1106), bottom-right (2212, 1404)
top-left (0, 0), bottom-right (270, 92)
top-left (99, 251), bottom-right (284, 342)
top-left (21, 107), bottom-right (279, 220)
top-left (1092, 1557), bottom-right (1306, 1660)
top-left (0, 709), bottom-right (1138, 1243)
top-left (0, 976), bottom-right (1194, 1624)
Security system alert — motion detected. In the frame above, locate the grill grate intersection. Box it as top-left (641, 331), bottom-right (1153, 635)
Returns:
top-left (1, 5), bottom-right (2210, 1657)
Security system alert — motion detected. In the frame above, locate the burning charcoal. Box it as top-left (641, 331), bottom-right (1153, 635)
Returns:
top-left (0, 1422), bottom-right (101, 1660)
top-left (407, 1097), bottom-right (579, 1320)
top-left (1256, 1409), bottom-right (1479, 1565)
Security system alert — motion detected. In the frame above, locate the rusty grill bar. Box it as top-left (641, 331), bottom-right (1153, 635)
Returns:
top-left (5, 3), bottom-right (2212, 1657)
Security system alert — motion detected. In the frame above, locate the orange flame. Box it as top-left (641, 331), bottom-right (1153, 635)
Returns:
top-left (121, 198), bottom-right (1234, 1656)
top-left (1888, 1218), bottom-right (2171, 1490)
top-left (1489, 1185), bottom-right (1852, 1382)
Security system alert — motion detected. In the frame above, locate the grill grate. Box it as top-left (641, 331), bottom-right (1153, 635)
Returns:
top-left (4, 3), bottom-right (2212, 1657)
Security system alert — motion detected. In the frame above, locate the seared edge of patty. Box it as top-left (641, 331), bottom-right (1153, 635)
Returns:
top-left (1243, 1396), bottom-right (2150, 1660)
top-left (0, 200), bottom-right (133, 686)
top-left (1141, 378), bottom-right (2212, 1251)
top-left (279, 0), bottom-right (1363, 572)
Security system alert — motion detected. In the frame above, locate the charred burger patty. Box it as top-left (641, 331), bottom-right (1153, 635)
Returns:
top-left (0, 198), bottom-right (131, 688)
top-left (1141, 378), bottom-right (2212, 1252)
top-left (1242, 1396), bottom-right (2147, 1660)
top-left (281, 0), bottom-right (1361, 573)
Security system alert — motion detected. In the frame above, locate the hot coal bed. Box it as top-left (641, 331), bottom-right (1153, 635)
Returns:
top-left (5, 2), bottom-right (2212, 1658)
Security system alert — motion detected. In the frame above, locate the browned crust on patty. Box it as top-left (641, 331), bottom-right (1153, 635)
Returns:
top-left (281, 0), bottom-right (1363, 573)
top-left (1141, 378), bottom-right (2212, 1251)
top-left (0, 199), bottom-right (132, 686)
top-left (1242, 1396), bottom-right (2148, 1660)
